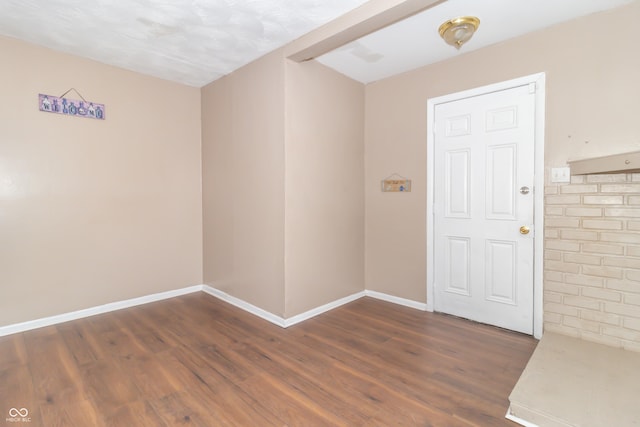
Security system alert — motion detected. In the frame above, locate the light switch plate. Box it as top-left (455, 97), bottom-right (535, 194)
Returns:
top-left (551, 167), bottom-right (571, 183)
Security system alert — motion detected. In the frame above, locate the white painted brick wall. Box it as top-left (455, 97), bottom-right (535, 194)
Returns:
top-left (545, 173), bottom-right (640, 352)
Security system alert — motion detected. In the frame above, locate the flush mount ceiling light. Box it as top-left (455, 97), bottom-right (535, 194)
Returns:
top-left (438, 16), bottom-right (480, 50)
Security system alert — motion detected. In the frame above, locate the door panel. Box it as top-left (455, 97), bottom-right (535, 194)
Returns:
top-left (445, 114), bottom-right (472, 137)
top-left (485, 239), bottom-right (516, 305)
top-left (433, 85), bottom-right (535, 334)
top-left (486, 144), bottom-right (516, 219)
top-left (445, 236), bottom-right (470, 296)
top-left (445, 149), bottom-right (470, 218)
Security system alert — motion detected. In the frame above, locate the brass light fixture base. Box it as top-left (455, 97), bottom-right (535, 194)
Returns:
top-left (438, 16), bottom-right (480, 49)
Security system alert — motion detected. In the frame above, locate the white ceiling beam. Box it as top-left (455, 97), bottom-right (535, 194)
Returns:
top-left (286, 0), bottom-right (446, 62)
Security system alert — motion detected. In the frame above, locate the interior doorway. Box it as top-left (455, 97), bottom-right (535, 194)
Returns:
top-left (426, 73), bottom-right (546, 337)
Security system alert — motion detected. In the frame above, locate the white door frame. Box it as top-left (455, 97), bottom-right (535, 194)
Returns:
top-left (426, 73), bottom-right (545, 339)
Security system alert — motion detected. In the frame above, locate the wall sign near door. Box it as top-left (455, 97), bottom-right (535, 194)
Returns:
top-left (381, 174), bottom-right (412, 192)
top-left (38, 92), bottom-right (105, 120)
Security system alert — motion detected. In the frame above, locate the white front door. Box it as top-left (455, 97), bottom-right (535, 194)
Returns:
top-left (433, 84), bottom-right (536, 334)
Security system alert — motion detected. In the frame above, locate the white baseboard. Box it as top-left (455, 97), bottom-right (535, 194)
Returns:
top-left (0, 285), bottom-right (428, 337)
top-left (202, 285), bottom-right (366, 328)
top-left (282, 291), bottom-right (366, 327)
top-left (0, 285), bottom-right (203, 337)
top-left (506, 407), bottom-right (539, 427)
top-left (201, 285), bottom-right (286, 327)
top-left (365, 290), bottom-right (428, 311)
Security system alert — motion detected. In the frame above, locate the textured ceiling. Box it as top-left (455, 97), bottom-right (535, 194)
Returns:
top-left (0, 0), bottom-right (368, 87)
top-left (0, 0), bottom-right (635, 87)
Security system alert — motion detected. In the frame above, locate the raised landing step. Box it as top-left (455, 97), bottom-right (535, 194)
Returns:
top-left (507, 332), bottom-right (640, 426)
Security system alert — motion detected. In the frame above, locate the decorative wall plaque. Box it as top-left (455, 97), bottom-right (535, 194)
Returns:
top-left (381, 174), bottom-right (412, 192)
top-left (39, 90), bottom-right (105, 120)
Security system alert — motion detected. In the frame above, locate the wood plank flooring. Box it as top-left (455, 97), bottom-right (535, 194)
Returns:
top-left (0, 294), bottom-right (537, 426)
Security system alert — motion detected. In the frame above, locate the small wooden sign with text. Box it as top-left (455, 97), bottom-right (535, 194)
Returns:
top-left (381, 179), bottom-right (411, 192)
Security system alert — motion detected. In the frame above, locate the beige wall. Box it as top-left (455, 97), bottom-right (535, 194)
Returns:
top-left (365, 3), bottom-right (640, 303)
top-left (202, 52), bottom-right (365, 318)
top-left (5, 1), bottom-right (638, 337)
top-left (284, 60), bottom-right (365, 317)
top-left (0, 36), bottom-right (203, 327)
top-left (202, 50), bottom-right (286, 316)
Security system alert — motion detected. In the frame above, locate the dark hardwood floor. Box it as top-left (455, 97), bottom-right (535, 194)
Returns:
top-left (0, 294), bottom-right (537, 426)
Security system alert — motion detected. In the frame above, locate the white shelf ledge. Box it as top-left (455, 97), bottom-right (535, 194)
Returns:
top-left (568, 150), bottom-right (640, 175)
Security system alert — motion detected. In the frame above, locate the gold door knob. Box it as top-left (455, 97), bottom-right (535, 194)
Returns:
top-left (520, 226), bottom-right (530, 235)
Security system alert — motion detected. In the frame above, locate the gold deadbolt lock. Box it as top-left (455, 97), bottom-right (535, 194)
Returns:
top-left (520, 226), bottom-right (530, 235)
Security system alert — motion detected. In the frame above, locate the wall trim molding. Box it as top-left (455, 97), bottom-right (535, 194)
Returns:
top-left (364, 290), bottom-right (428, 311)
top-left (505, 408), bottom-right (539, 427)
top-left (201, 286), bottom-right (368, 328)
top-left (283, 291), bottom-right (366, 327)
top-left (201, 285), bottom-right (286, 327)
top-left (0, 285), bottom-right (203, 337)
top-left (0, 285), bottom-right (430, 337)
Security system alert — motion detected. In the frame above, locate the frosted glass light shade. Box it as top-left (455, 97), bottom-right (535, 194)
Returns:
top-left (438, 16), bottom-right (480, 49)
